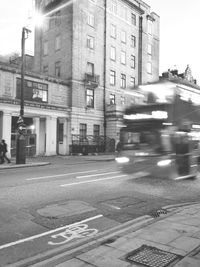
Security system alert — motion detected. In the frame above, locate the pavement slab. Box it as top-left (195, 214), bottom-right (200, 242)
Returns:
top-left (168, 236), bottom-right (200, 253)
top-left (77, 245), bottom-right (129, 267)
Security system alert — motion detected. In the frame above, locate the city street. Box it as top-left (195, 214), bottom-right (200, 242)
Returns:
top-left (1, 156), bottom-right (200, 266)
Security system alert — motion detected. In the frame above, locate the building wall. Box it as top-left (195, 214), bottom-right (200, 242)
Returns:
top-left (34, 0), bottom-right (160, 145)
top-left (34, 0), bottom-right (73, 80)
top-left (0, 64), bottom-right (70, 156)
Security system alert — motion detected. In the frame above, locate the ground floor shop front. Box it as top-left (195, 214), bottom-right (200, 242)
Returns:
top-left (0, 103), bottom-right (70, 158)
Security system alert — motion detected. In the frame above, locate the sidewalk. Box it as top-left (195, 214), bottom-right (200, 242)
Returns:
top-left (31, 202), bottom-right (200, 267)
top-left (0, 153), bottom-right (116, 169)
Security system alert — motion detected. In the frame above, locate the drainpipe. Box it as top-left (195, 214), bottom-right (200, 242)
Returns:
top-left (138, 16), bottom-right (143, 85)
top-left (103, 0), bottom-right (107, 151)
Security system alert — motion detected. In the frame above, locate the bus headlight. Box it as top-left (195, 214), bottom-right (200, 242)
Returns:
top-left (157, 159), bottom-right (171, 167)
top-left (115, 157), bottom-right (130, 163)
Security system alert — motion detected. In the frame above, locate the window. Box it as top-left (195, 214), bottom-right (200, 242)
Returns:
top-left (130, 77), bottom-right (135, 88)
top-left (148, 54), bottom-right (152, 61)
top-left (131, 13), bottom-right (136, 26)
top-left (131, 35), bottom-right (136, 47)
top-left (55, 35), bottom-right (61, 51)
top-left (121, 74), bottom-right (126, 88)
top-left (120, 5), bottom-right (127, 20)
top-left (148, 44), bottom-right (152, 54)
top-left (86, 88), bottom-right (94, 108)
top-left (110, 24), bottom-right (116, 38)
top-left (110, 70), bottom-right (116, 85)
top-left (147, 62), bottom-right (152, 74)
top-left (110, 94), bottom-right (115, 105)
top-left (87, 35), bottom-right (94, 49)
top-left (55, 61), bottom-right (61, 77)
top-left (49, 15), bottom-right (54, 28)
top-left (55, 11), bottom-right (61, 26)
top-left (93, 125), bottom-right (100, 138)
top-left (43, 65), bottom-right (48, 74)
top-left (58, 123), bottom-right (64, 142)
top-left (87, 62), bottom-right (94, 74)
top-left (121, 30), bottom-right (126, 43)
top-left (16, 78), bottom-right (48, 103)
top-left (148, 20), bottom-right (153, 35)
top-left (131, 55), bottom-right (135, 68)
top-left (121, 96), bottom-right (125, 105)
top-left (43, 41), bottom-right (48, 56)
top-left (111, 0), bottom-right (117, 14)
top-left (121, 51), bottom-right (126, 65)
top-left (80, 123), bottom-right (87, 140)
top-left (43, 19), bottom-right (49, 32)
top-left (110, 46), bottom-right (116, 61)
top-left (87, 13), bottom-right (94, 27)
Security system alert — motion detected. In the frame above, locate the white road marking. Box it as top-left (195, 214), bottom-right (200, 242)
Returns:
top-left (26, 170), bottom-right (98, 181)
top-left (174, 174), bottom-right (195, 180)
top-left (103, 203), bottom-right (121, 210)
top-left (48, 224), bottom-right (98, 245)
top-left (0, 214), bottom-right (103, 250)
top-left (61, 175), bottom-right (128, 187)
top-left (76, 171), bottom-right (120, 179)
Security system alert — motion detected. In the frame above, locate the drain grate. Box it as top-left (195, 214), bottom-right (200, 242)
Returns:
top-left (151, 209), bottom-right (168, 218)
top-left (125, 245), bottom-right (183, 267)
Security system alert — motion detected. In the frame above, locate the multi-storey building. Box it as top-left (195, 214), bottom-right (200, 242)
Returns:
top-left (34, 0), bottom-right (160, 151)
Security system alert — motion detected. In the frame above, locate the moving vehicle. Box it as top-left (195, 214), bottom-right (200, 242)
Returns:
top-left (115, 102), bottom-right (200, 180)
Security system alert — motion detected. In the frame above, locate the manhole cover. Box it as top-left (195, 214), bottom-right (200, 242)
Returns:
top-left (125, 245), bottom-right (183, 267)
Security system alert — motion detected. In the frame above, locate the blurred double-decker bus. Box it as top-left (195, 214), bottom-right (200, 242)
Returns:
top-left (115, 93), bottom-right (200, 180)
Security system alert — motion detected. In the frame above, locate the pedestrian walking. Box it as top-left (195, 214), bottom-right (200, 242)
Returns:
top-left (0, 141), bottom-right (3, 164)
top-left (1, 139), bottom-right (11, 163)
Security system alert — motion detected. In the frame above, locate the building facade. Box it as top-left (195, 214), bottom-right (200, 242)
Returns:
top-left (0, 62), bottom-right (71, 157)
top-left (34, 0), bottom-right (160, 148)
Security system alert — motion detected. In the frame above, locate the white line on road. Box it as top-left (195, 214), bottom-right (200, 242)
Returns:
top-left (76, 171), bottom-right (120, 179)
top-left (103, 203), bottom-right (121, 210)
top-left (0, 214), bottom-right (103, 250)
top-left (26, 170), bottom-right (98, 181)
top-left (61, 175), bottom-right (128, 187)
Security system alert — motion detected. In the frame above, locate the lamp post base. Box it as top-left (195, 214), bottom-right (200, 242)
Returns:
top-left (16, 134), bottom-right (26, 164)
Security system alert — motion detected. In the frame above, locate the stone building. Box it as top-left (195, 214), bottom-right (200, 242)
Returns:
top-left (34, 0), bottom-right (160, 150)
top-left (0, 62), bottom-right (71, 157)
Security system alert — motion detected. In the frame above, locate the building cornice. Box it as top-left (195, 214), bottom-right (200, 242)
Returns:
top-left (0, 62), bottom-right (70, 86)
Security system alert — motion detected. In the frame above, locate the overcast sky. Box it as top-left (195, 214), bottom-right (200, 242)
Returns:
top-left (0, 0), bottom-right (199, 83)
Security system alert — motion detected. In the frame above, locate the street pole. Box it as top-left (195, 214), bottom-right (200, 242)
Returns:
top-left (16, 27), bottom-right (31, 164)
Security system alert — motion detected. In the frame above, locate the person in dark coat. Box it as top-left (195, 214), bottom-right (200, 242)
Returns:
top-left (1, 140), bottom-right (11, 163)
top-left (0, 142), bottom-right (3, 164)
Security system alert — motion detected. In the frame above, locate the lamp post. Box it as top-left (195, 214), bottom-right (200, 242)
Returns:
top-left (16, 27), bottom-right (31, 164)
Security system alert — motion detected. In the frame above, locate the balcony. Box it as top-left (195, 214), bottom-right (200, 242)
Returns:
top-left (84, 73), bottom-right (100, 88)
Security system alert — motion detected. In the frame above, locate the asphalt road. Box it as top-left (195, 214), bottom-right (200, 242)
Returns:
top-left (0, 158), bottom-right (200, 266)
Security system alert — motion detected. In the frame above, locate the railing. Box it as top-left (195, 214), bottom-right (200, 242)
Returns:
top-left (70, 135), bottom-right (115, 155)
top-left (85, 73), bottom-right (100, 87)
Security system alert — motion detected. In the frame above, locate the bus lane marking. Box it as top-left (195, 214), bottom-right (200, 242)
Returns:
top-left (0, 214), bottom-right (103, 250)
top-left (26, 170), bottom-right (98, 181)
top-left (60, 175), bottom-right (128, 187)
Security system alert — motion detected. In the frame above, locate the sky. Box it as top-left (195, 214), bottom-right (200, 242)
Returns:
top-left (0, 0), bottom-right (199, 83)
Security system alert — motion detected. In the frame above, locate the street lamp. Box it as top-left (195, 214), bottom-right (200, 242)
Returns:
top-left (16, 27), bottom-right (31, 164)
